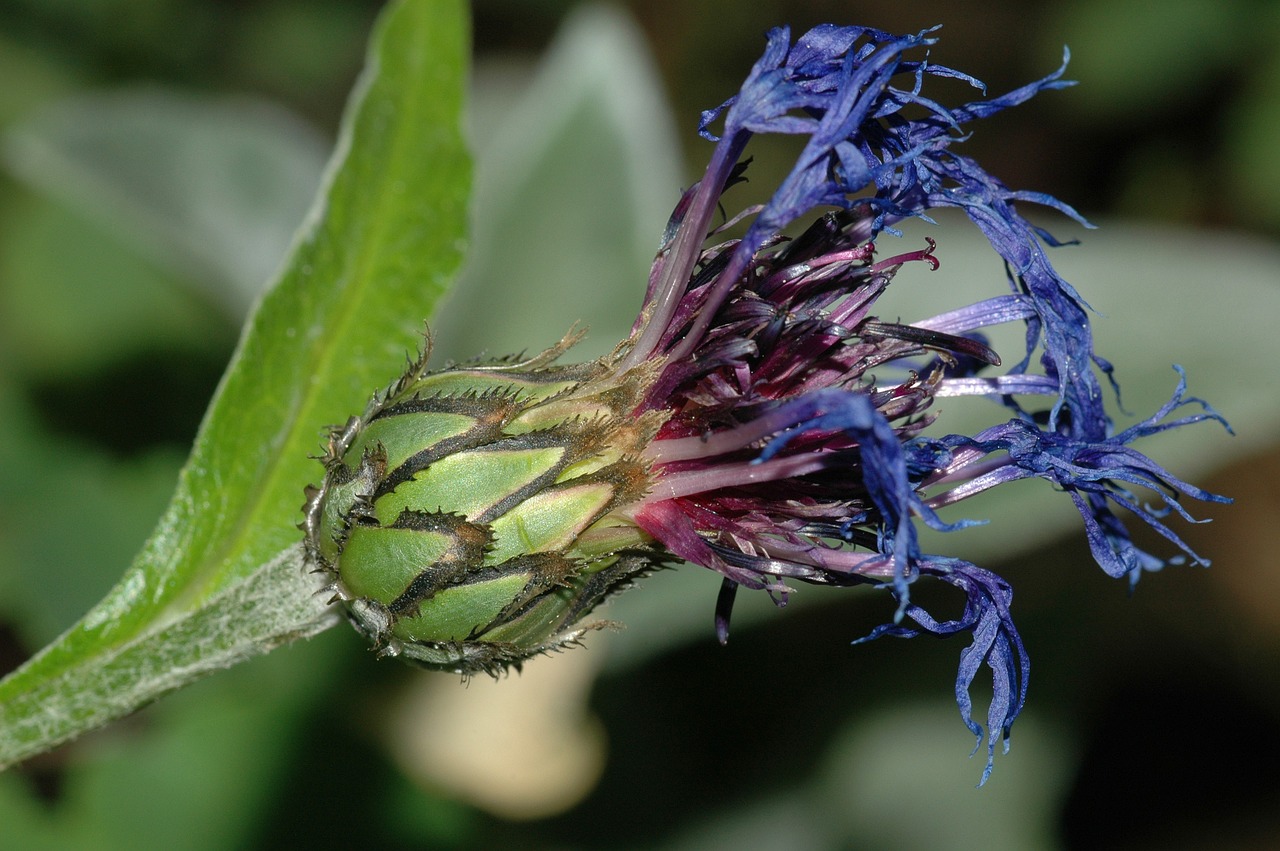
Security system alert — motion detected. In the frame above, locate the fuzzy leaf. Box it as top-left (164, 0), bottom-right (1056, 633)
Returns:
top-left (430, 4), bottom-right (683, 363)
top-left (0, 0), bottom-right (471, 768)
top-left (2, 90), bottom-right (329, 318)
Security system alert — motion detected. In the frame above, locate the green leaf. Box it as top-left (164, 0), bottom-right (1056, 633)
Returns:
top-left (1, 89), bottom-right (330, 318)
top-left (0, 31), bottom-right (80, 125)
top-left (430, 3), bottom-right (684, 364)
top-left (0, 193), bottom-right (232, 379)
top-left (0, 0), bottom-right (472, 768)
top-left (0, 631), bottom-right (347, 851)
top-left (0, 382), bottom-right (186, 649)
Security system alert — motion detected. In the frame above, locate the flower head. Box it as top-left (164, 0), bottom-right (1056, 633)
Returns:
top-left (304, 23), bottom-right (1230, 783)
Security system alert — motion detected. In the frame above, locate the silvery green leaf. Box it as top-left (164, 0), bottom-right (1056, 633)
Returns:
top-left (0, 0), bottom-right (471, 768)
top-left (431, 4), bottom-right (684, 364)
top-left (2, 89), bottom-right (329, 316)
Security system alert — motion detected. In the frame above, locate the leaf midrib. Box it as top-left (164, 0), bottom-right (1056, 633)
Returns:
top-left (191, 7), bottom-right (449, 608)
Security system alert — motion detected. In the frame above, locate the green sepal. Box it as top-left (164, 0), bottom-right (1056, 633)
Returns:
top-left (303, 337), bottom-right (669, 674)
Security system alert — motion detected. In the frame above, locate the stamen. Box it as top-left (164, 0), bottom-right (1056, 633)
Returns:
top-left (714, 577), bottom-right (738, 644)
top-left (860, 320), bottom-right (1002, 366)
top-left (645, 451), bottom-right (843, 501)
top-left (870, 236), bottom-right (938, 273)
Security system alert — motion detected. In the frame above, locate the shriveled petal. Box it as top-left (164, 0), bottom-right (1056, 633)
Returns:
top-left (855, 558), bottom-right (1028, 785)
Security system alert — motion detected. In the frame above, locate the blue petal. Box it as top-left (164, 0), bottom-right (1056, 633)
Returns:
top-left (942, 368), bottom-right (1232, 581)
top-left (756, 388), bottom-right (922, 609)
top-left (854, 558), bottom-right (1029, 786)
top-left (695, 27), bottom-right (1109, 438)
top-left (755, 389), bottom-right (983, 613)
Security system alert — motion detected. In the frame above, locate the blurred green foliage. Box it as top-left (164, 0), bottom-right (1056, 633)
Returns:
top-left (1, 1), bottom-right (1279, 849)
top-left (0, 0), bottom-right (473, 773)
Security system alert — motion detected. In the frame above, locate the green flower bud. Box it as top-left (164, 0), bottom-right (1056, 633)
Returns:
top-left (302, 337), bottom-right (668, 675)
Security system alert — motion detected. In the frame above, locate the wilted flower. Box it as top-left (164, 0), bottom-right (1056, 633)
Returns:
top-left (304, 23), bottom-right (1230, 781)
